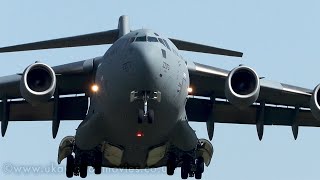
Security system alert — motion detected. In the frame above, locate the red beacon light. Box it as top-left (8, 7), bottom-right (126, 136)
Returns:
top-left (136, 131), bottom-right (144, 137)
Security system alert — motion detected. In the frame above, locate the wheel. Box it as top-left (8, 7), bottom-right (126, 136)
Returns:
top-left (66, 155), bottom-right (74, 178)
top-left (147, 109), bottom-right (154, 124)
top-left (195, 172), bottom-right (202, 179)
top-left (196, 157), bottom-right (204, 173)
top-left (166, 158), bottom-right (175, 176)
top-left (181, 159), bottom-right (190, 179)
top-left (181, 164), bottom-right (189, 179)
top-left (94, 153), bottom-right (102, 175)
top-left (79, 163), bottom-right (87, 178)
top-left (94, 165), bottom-right (102, 175)
top-left (138, 109), bottom-right (144, 123)
top-left (195, 157), bottom-right (204, 179)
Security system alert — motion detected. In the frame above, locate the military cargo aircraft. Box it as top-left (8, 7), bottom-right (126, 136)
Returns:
top-left (0, 15), bottom-right (319, 179)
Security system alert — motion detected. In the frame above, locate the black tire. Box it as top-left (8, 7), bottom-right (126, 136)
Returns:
top-left (196, 157), bottom-right (204, 173)
top-left (138, 109), bottom-right (144, 124)
top-left (79, 163), bottom-right (87, 178)
top-left (94, 165), bottom-right (102, 175)
top-left (166, 159), bottom-right (175, 176)
top-left (66, 155), bottom-right (74, 178)
top-left (181, 161), bottom-right (190, 179)
top-left (195, 157), bottom-right (204, 179)
top-left (195, 172), bottom-right (202, 179)
top-left (147, 109), bottom-right (154, 124)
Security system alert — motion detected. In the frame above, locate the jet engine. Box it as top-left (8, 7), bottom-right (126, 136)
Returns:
top-left (225, 66), bottom-right (260, 108)
top-left (310, 84), bottom-right (320, 121)
top-left (20, 63), bottom-right (56, 104)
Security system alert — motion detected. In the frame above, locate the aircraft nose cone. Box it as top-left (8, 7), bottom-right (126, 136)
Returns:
top-left (129, 43), bottom-right (162, 89)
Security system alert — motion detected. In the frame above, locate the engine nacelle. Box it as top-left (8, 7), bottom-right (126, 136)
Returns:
top-left (310, 84), bottom-right (320, 121)
top-left (20, 63), bottom-right (56, 105)
top-left (225, 66), bottom-right (260, 108)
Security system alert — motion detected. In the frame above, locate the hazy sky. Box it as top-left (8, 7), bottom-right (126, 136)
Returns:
top-left (1, 1), bottom-right (320, 180)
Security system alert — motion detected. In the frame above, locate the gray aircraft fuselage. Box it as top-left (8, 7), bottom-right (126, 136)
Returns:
top-left (75, 29), bottom-right (197, 167)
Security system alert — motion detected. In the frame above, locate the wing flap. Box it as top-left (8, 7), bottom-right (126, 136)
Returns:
top-left (186, 98), bottom-right (320, 127)
top-left (7, 96), bottom-right (88, 121)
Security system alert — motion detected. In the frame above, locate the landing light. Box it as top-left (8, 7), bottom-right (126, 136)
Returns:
top-left (91, 84), bottom-right (99, 92)
top-left (188, 87), bottom-right (193, 93)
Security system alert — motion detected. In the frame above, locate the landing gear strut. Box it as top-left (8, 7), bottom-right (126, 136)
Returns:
top-left (130, 90), bottom-right (161, 124)
top-left (138, 109), bottom-right (154, 124)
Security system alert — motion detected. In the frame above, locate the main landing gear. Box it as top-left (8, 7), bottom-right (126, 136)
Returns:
top-left (166, 155), bottom-right (205, 179)
top-left (64, 146), bottom-right (103, 178)
top-left (130, 90), bottom-right (161, 124)
top-left (59, 137), bottom-right (126, 179)
top-left (165, 139), bottom-right (213, 179)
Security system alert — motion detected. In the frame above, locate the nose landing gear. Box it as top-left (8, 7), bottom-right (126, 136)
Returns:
top-left (130, 90), bottom-right (161, 124)
top-left (138, 109), bottom-right (154, 124)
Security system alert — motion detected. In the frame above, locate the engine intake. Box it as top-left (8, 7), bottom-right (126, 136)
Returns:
top-left (310, 84), bottom-right (320, 121)
top-left (225, 66), bottom-right (260, 108)
top-left (20, 63), bottom-right (56, 104)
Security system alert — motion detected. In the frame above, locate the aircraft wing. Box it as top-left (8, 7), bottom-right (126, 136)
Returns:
top-left (0, 58), bottom-right (102, 137)
top-left (0, 22), bottom-right (119, 138)
top-left (0, 58), bottom-right (99, 99)
top-left (186, 62), bottom-right (317, 139)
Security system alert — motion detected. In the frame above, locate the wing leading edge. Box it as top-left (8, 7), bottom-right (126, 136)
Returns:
top-left (169, 38), bottom-right (243, 57)
top-left (0, 30), bottom-right (119, 53)
top-left (186, 61), bottom-right (317, 140)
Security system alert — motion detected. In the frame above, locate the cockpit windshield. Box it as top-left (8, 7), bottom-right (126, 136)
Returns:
top-left (162, 39), bottom-right (171, 51)
top-left (147, 36), bottom-right (158, 42)
top-left (135, 36), bottom-right (147, 41)
top-left (132, 35), bottom-right (171, 51)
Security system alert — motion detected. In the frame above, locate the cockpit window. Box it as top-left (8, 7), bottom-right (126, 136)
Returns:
top-left (147, 36), bottom-right (158, 42)
top-left (129, 37), bottom-right (135, 43)
top-left (158, 38), bottom-right (170, 50)
top-left (163, 39), bottom-right (171, 51)
top-left (135, 36), bottom-right (147, 42)
top-left (158, 38), bottom-right (165, 46)
top-left (154, 33), bottom-right (159, 36)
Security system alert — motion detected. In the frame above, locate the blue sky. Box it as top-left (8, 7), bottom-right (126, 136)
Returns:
top-left (1, 1), bottom-right (320, 180)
